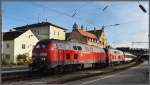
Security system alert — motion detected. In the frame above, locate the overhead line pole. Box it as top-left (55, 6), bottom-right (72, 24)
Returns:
top-left (0, 0), bottom-right (2, 84)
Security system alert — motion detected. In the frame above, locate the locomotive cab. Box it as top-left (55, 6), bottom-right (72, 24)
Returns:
top-left (30, 39), bottom-right (54, 71)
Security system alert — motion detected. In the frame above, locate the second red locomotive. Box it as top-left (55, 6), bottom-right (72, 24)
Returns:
top-left (30, 39), bottom-right (128, 72)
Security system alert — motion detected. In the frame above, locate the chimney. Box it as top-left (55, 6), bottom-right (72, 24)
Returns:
top-left (81, 25), bottom-right (84, 30)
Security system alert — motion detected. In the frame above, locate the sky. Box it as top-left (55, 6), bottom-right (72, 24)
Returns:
top-left (2, 1), bottom-right (149, 48)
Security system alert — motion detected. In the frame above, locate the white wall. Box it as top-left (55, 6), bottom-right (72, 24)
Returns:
top-left (14, 30), bottom-right (39, 63)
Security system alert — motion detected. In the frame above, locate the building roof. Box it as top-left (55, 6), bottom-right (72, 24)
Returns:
top-left (78, 29), bottom-right (97, 39)
top-left (13, 22), bottom-right (67, 30)
top-left (66, 29), bottom-right (103, 39)
top-left (87, 29), bottom-right (103, 38)
top-left (66, 32), bottom-right (71, 39)
top-left (3, 30), bottom-right (26, 41)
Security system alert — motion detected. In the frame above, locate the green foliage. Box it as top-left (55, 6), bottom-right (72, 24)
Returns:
top-left (17, 54), bottom-right (28, 65)
top-left (2, 58), bottom-right (8, 65)
top-left (2, 54), bottom-right (9, 66)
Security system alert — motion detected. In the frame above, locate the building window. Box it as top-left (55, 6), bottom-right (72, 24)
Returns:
top-left (5, 54), bottom-right (10, 60)
top-left (22, 44), bottom-right (25, 49)
top-left (58, 32), bottom-right (59, 36)
top-left (73, 46), bottom-right (78, 50)
top-left (34, 30), bottom-right (36, 33)
top-left (37, 30), bottom-right (39, 35)
top-left (6, 43), bottom-right (9, 48)
top-left (54, 31), bottom-right (56, 35)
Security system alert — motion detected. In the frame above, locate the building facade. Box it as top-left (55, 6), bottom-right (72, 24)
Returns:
top-left (3, 30), bottom-right (38, 64)
top-left (67, 23), bottom-right (107, 48)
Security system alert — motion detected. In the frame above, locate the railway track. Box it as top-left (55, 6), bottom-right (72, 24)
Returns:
top-left (2, 61), bottom-right (142, 84)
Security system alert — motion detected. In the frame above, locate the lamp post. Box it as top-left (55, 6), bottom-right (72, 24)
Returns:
top-left (101, 23), bottom-right (120, 31)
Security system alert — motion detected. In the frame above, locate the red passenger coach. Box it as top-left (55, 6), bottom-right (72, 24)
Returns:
top-left (30, 39), bottom-right (127, 72)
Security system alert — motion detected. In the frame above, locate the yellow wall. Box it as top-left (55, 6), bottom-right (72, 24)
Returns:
top-left (50, 25), bottom-right (66, 40)
top-left (99, 32), bottom-right (107, 48)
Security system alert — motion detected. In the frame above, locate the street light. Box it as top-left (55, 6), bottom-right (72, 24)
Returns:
top-left (138, 1), bottom-right (147, 13)
top-left (101, 23), bottom-right (120, 30)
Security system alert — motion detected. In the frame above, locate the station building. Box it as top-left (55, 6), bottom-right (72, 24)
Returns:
top-left (66, 23), bottom-right (107, 48)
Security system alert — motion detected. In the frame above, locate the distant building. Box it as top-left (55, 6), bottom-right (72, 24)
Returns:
top-left (66, 23), bottom-right (107, 48)
top-left (13, 22), bottom-right (67, 40)
top-left (3, 30), bottom-right (38, 64)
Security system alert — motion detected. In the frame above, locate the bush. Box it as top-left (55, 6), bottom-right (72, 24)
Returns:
top-left (17, 54), bottom-right (28, 65)
top-left (2, 59), bottom-right (8, 65)
top-left (2, 54), bottom-right (9, 66)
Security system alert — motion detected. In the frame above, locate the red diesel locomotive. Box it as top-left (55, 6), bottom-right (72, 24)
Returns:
top-left (30, 39), bottom-right (127, 72)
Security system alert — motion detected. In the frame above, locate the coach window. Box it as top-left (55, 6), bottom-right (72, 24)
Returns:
top-left (74, 54), bottom-right (78, 59)
top-left (41, 44), bottom-right (46, 48)
top-left (66, 53), bottom-right (70, 59)
top-left (73, 46), bottom-right (77, 50)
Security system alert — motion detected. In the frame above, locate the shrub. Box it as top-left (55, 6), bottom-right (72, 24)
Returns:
top-left (17, 54), bottom-right (28, 65)
top-left (2, 59), bottom-right (8, 65)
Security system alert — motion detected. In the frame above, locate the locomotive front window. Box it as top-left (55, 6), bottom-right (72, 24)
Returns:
top-left (35, 44), bottom-right (40, 48)
top-left (35, 41), bottom-right (49, 48)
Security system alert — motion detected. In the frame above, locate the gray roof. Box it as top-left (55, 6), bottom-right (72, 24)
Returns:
top-left (3, 30), bottom-right (25, 41)
top-left (13, 22), bottom-right (67, 30)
